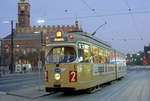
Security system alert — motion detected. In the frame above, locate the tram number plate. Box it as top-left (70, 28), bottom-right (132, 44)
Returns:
top-left (69, 71), bottom-right (77, 82)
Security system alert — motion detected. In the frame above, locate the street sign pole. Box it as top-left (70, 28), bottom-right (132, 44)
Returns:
top-left (38, 60), bottom-right (42, 91)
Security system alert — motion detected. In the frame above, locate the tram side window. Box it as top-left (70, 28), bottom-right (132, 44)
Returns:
top-left (78, 43), bottom-right (91, 63)
top-left (107, 50), bottom-right (111, 63)
top-left (92, 46), bottom-right (99, 64)
top-left (99, 48), bottom-right (104, 64)
top-left (103, 50), bottom-right (107, 64)
top-left (110, 50), bottom-right (114, 64)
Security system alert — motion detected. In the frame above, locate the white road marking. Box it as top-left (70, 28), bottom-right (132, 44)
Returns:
top-left (0, 91), bottom-right (6, 95)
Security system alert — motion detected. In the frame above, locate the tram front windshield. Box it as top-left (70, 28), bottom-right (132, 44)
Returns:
top-left (46, 46), bottom-right (76, 63)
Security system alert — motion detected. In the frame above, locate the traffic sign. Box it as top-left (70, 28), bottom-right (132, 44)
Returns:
top-left (38, 60), bottom-right (42, 69)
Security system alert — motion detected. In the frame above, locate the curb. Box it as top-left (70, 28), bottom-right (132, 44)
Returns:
top-left (6, 86), bottom-right (54, 99)
top-left (7, 91), bottom-right (54, 100)
top-left (31, 92), bottom-right (54, 99)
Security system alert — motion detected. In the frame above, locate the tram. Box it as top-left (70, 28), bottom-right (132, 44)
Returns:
top-left (44, 31), bottom-right (126, 92)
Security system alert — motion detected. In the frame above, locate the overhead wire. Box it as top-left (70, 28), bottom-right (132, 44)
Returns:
top-left (80, 0), bottom-right (95, 12)
top-left (123, 0), bottom-right (145, 54)
top-left (78, 0), bottom-right (131, 49)
top-left (122, 0), bottom-right (143, 41)
top-left (79, 0), bottom-right (105, 20)
top-left (79, 0), bottom-right (147, 43)
top-left (79, 0), bottom-right (111, 36)
top-left (40, 10), bottom-right (150, 24)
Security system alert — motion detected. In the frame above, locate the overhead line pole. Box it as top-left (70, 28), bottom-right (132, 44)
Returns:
top-left (10, 20), bottom-right (14, 73)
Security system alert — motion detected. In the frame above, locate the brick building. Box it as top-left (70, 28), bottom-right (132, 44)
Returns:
top-left (1, 0), bottom-right (82, 71)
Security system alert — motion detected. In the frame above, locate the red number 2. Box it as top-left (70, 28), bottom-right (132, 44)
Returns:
top-left (69, 71), bottom-right (77, 82)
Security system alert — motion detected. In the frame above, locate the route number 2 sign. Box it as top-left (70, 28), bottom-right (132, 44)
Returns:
top-left (69, 71), bottom-right (77, 82)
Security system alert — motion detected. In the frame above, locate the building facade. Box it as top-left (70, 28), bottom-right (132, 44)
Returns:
top-left (1, 0), bottom-right (83, 71)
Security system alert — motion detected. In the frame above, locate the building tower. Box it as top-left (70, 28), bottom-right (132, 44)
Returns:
top-left (16, 0), bottom-right (30, 28)
top-left (75, 17), bottom-right (79, 31)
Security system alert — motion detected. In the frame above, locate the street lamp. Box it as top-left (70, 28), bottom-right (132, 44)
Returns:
top-left (36, 18), bottom-right (46, 58)
top-left (37, 19), bottom-right (45, 25)
top-left (34, 31), bottom-right (46, 91)
top-left (3, 20), bottom-right (14, 73)
top-left (35, 19), bottom-right (46, 90)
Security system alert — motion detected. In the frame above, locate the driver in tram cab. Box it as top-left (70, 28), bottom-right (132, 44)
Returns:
top-left (69, 51), bottom-right (76, 62)
top-left (63, 49), bottom-right (75, 63)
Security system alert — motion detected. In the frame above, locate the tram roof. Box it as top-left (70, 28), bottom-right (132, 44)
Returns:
top-left (46, 31), bottom-right (112, 49)
top-left (67, 32), bottom-right (125, 55)
top-left (68, 32), bottom-right (112, 48)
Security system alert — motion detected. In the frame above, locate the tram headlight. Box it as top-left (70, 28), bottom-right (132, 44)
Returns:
top-left (54, 73), bottom-right (60, 80)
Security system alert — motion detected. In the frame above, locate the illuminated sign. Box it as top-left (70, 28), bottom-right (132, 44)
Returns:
top-left (110, 57), bottom-right (126, 63)
top-left (56, 31), bottom-right (62, 38)
top-left (54, 38), bottom-right (64, 41)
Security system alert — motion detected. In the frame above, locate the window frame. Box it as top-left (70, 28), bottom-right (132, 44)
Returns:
top-left (78, 42), bottom-right (91, 63)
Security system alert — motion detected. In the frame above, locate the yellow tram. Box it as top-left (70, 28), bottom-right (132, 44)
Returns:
top-left (44, 31), bottom-right (126, 92)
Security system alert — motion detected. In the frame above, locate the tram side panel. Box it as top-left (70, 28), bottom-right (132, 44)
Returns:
top-left (77, 63), bottom-right (117, 90)
top-left (95, 64), bottom-right (116, 84)
top-left (106, 64), bottom-right (116, 81)
top-left (116, 64), bottom-right (126, 79)
top-left (76, 64), bottom-right (94, 90)
top-left (45, 63), bottom-right (126, 92)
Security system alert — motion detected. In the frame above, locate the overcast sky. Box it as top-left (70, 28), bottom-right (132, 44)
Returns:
top-left (1, 0), bottom-right (150, 54)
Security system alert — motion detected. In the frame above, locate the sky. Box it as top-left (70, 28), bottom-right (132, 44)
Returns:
top-left (0, 0), bottom-right (150, 54)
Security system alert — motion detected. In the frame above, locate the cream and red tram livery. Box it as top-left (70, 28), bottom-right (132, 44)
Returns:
top-left (45, 31), bottom-right (126, 92)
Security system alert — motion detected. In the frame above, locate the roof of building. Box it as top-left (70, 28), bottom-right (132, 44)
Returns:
top-left (3, 32), bottom-right (41, 40)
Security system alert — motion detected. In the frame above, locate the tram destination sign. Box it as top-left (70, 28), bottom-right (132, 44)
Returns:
top-left (51, 37), bottom-right (67, 42)
top-left (54, 38), bottom-right (64, 41)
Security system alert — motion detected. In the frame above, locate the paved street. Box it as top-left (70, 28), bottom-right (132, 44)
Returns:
top-left (0, 69), bottom-right (150, 101)
top-left (0, 72), bottom-right (45, 92)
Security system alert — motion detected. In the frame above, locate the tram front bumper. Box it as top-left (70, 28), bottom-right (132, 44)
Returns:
top-left (45, 87), bottom-right (76, 92)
